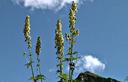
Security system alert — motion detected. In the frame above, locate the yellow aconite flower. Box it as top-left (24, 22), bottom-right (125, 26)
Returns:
top-left (56, 19), bottom-right (62, 32)
top-left (55, 19), bottom-right (64, 55)
top-left (23, 16), bottom-right (32, 48)
top-left (69, 2), bottom-right (77, 32)
top-left (71, 1), bottom-right (77, 13)
top-left (24, 16), bottom-right (30, 41)
top-left (36, 36), bottom-right (41, 55)
top-left (69, 1), bottom-right (79, 37)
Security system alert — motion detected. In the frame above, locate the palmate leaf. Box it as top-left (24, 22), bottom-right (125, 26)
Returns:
top-left (29, 76), bottom-right (36, 81)
top-left (67, 49), bottom-right (78, 56)
top-left (71, 57), bottom-right (78, 61)
top-left (65, 33), bottom-right (71, 41)
top-left (25, 61), bottom-right (33, 69)
top-left (63, 57), bottom-right (78, 62)
top-left (67, 47), bottom-right (72, 55)
top-left (72, 29), bottom-right (79, 37)
top-left (59, 73), bottom-right (68, 81)
top-left (29, 75), bottom-right (45, 81)
top-left (72, 51), bottom-right (78, 55)
top-left (63, 58), bottom-right (70, 62)
top-left (36, 74), bottom-right (45, 80)
top-left (57, 63), bottom-right (63, 67)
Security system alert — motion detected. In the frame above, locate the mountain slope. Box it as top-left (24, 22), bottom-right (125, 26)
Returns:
top-left (75, 71), bottom-right (120, 82)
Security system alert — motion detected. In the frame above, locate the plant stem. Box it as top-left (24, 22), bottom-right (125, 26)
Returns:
top-left (60, 54), bottom-right (64, 82)
top-left (28, 48), bottom-right (36, 82)
top-left (69, 34), bottom-right (74, 82)
top-left (37, 55), bottom-right (43, 82)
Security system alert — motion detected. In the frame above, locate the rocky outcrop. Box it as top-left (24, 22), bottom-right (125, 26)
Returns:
top-left (75, 71), bottom-right (120, 82)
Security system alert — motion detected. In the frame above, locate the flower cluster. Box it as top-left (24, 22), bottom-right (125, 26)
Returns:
top-left (67, 1), bottom-right (79, 41)
top-left (23, 16), bottom-right (45, 82)
top-left (23, 16), bottom-right (32, 48)
top-left (65, 1), bottom-right (79, 81)
top-left (36, 36), bottom-right (41, 55)
top-left (55, 19), bottom-right (64, 56)
top-left (69, 1), bottom-right (77, 31)
top-left (55, 19), bottom-right (65, 82)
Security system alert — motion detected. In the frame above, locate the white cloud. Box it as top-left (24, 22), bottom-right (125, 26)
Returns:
top-left (12, 0), bottom-right (94, 11)
top-left (75, 55), bottom-right (105, 73)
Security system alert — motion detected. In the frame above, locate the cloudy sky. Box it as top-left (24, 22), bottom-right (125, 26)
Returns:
top-left (0, 0), bottom-right (128, 82)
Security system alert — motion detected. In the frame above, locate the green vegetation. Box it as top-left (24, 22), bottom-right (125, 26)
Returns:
top-left (22, 1), bottom-right (79, 82)
top-left (22, 1), bottom-right (122, 82)
top-left (55, 1), bottom-right (79, 82)
top-left (23, 16), bottom-right (45, 82)
top-left (66, 1), bottom-right (79, 82)
top-left (55, 19), bottom-right (66, 82)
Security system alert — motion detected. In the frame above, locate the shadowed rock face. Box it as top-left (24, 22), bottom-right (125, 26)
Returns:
top-left (75, 71), bottom-right (120, 82)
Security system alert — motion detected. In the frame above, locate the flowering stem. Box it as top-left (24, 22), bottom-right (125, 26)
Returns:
top-left (55, 19), bottom-right (65, 82)
top-left (23, 16), bottom-right (36, 82)
top-left (36, 55), bottom-right (43, 82)
top-left (28, 48), bottom-right (36, 82)
top-left (67, 1), bottom-right (79, 82)
top-left (69, 36), bottom-right (74, 82)
top-left (35, 36), bottom-right (44, 82)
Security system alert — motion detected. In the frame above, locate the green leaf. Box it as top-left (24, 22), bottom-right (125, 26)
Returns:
top-left (59, 73), bottom-right (68, 81)
top-left (65, 33), bottom-right (71, 41)
top-left (57, 63), bottom-right (63, 67)
top-left (71, 57), bottom-right (78, 61)
top-left (73, 29), bottom-right (79, 36)
top-left (67, 47), bottom-right (72, 55)
top-left (29, 76), bottom-right (36, 81)
top-left (72, 51), bottom-right (78, 55)
top-left (36, 74), bottom-right (45, 80)
top-left (70, 57), bottom-right (79, 61)
top-left (63, 58), bottom-right (70, 62)
top-left (25, 61), bottom-right (33, 69)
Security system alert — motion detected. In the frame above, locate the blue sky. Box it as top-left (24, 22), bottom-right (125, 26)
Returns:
top-left (0, 0), bottom-right (128, 82)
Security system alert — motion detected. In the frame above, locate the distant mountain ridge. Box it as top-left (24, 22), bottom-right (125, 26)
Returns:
top-left (75, 71), bottom-right (120, 82)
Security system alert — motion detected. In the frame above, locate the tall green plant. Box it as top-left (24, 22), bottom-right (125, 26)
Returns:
top-left (23, 15), bottom-right (36, 82)
top-left (55, 19), bottom-right (67, 82)
top-left (65, 1), bottom-right (79, 82)
top-left (35, 36), bottom-right (45, 82)
top-left (23, 16), bottom-right (45, 82)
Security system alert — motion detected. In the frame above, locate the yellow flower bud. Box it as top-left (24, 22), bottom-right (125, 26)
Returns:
top-left (55, 19), bottom-right (64, 55)
top-left (36, 36), bottom-right (41, 55)
top-left (23, 16), bottom-right (32, 49)
top-left (56, 19), bottom-right (62, 32)
top-left (24, 15), bottom-right (31, 42)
